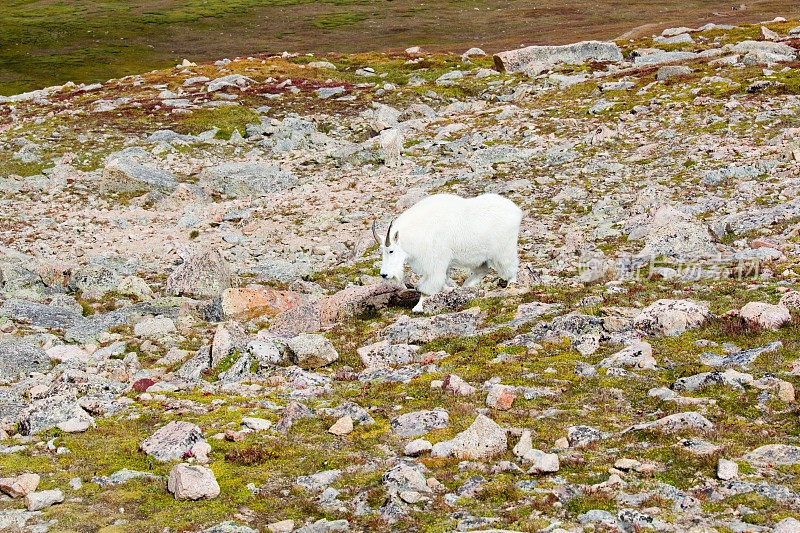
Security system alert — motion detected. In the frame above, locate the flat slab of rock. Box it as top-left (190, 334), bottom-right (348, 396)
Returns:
top-left (100, 152), bottom-right (177, 194)
top-left (383, 307), bottom-right (481, 344)
top-left (431, 414), bottom-right (506, 460)
top-left (391, 408), bottom-right (449, 437)
top-left (319, 283), bottom-right (404, 326)
top-left (0, 338), bottom-right (51, 384)
top-left (674, 369), bottom-right (753, 391)
top-left (91, 468), bottom-right (161, 487)
top-left (494, 41), bottom-right (623, 75)
top-left (0, 299), bottom-right (83, 330)
top-left (701, 341), bottom-right (782, 368)
top-left (633, 299), bottom-right (711, 336)
top-left (198, 162), bottom-right (297, 198)
top-left (624, 411), bottom-right (713, 434)
top-left (18, 393), bottom-right (95, 436)
top-left (743, 444), bottom-right (800, 467)
top-left (168, 463), bottom-right (220, 500)
top-left (140, 421), bottom-right (205, 461)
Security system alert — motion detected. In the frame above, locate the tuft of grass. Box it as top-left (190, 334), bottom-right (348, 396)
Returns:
top-left (175, 106), bottom-right (260, 140)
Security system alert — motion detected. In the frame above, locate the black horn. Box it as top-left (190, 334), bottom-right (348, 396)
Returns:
top-left (372, 220), bottom-right (381, 245)
top-left (385, 219), bottom-right (394, 247)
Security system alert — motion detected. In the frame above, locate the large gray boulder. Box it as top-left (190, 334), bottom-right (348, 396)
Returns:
top-left (0, 338), bottom-right (51, 384)
top-left (18, 393), bottom-right (95, 435)
top-left (0, 299), bottom-right (83, 330)
top-left (630, 205), bottom-right (718, 261)
top-left (67, 263), bottom-right (122, 299)
top-left (730, 40), bottom-right (797, 56)
top-left (493, 41), bottom-right (623, 75)
top-left (198, 162), bottom-right (297, 198)
top-left (100, 149), bottom-right (177, 193)
top-left (165, 248), bottom-right (235, 299)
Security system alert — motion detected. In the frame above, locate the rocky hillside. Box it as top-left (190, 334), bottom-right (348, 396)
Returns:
top-left (2, 16), bottom-right (800, 533)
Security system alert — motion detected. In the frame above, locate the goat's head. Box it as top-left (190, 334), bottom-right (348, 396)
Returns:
top-left (373, 219), bottom-right (406, 282)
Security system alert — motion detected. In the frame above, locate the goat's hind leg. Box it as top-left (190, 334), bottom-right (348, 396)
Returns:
top-left (463, 262), bottom-right (489, 288)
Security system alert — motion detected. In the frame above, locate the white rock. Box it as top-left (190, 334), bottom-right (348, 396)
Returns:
top-left (268, 520), bottom-right (295, 533)
top-left (717, 458), bottom-right (738, 480)
top-left (242, 417), bottom-right (272, 431)
top-left (774, 517), bottom-right (800, 533)
top-left (404, 439), bottom-right (433, 456)
top-left (740, 302), bottom-right (791, 330)
top-left (46, 345), bottom-right (90, 363)
top-left (431, 414), bottom-right (506, 460)
top-left (328, 415), bottom-right (354, 436)
top-left (134, 316), bottom-right (177, 339)
top-left (168, 464), bottom-right (220, 500)
top-left (598, 341), bottom-right (657, 370)
top-left (24, 489), bottom-right (64, 511)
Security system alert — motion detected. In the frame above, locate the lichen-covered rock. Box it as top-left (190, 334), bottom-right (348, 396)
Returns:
top-left (431, 414), bottom-right (506, 460)
top-left (18, 393), bottom-right (95, 436)
top-left (140, 421), bottom-right (205, 461)
top-left (100, 150), bottom-right (177, 193)
top-left (567, 425), bottom-right (602, 448)
top-left (357, 340), bottom-right (420, 369)
top-left (485, 384), bottom-right (516, 411)
top-left (165, 248), bottom-right (235, 298)
top-left (168, 464), bottom-right (220, 500)
top-left (744, 444), bottom-right (800, 467)
top-left (391, 408), bottom-right (449, 437)
top-left (0, 299), bottom-right (83, 330)
top-left (740, 301), bottom-right (791, 330)
top-left (631, 205), bottom-right (717, 260)
top-left (198, 162), bottom-right (297, 198)
top-left (625, 411), bottom-right (713, 434)
top-left (633, 299), bottom-right (711, 336)
top-left (493, 41), bottom-right (623, 75)
top-left (0, 338), bottom-right (51, 384)
top-left (285, 334), bottom-right (339, 369)
top-left (275, 401), bottom-right (315, 434)
top-left (384, 307), bottom-right (481, 344)
top-left (597, 341), bottom-right (656, 370)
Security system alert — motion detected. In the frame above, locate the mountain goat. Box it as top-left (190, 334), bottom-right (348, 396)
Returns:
top-left (373, 193), bottom-right (522, 313)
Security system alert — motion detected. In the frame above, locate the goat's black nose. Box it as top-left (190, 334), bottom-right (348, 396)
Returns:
top-left (381, 274), bottom-right (388, 278)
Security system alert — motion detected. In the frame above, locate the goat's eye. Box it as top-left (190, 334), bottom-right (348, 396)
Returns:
top-left (388, 250), bottom-right (394, 254)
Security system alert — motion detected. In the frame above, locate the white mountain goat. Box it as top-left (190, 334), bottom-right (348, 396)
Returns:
top-left (373, 193), bottom-right (522, 313)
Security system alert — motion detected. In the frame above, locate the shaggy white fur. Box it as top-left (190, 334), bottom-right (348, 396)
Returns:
top-left (376, 193), bottom-right (522, 312)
